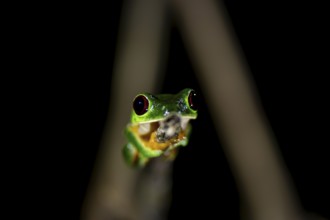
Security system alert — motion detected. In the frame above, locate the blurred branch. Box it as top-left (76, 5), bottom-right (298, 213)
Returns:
top-left (81, 0), bottom-right (169, 219)
top-left (171, 0), bottom-right (304, 219)
top-left (81, 0), bottom-right (325, 220)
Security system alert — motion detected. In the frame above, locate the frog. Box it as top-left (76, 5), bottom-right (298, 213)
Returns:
top-left (123, 88), bottom-right (198, 167)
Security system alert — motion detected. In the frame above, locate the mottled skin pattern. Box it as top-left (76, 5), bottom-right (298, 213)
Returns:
top-left (123, 88), bottom-right (198, 167)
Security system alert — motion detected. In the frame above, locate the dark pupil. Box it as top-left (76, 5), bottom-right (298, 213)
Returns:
top-left (133, 95), bottom-right (148, 115)
top-left (188, 91), bottom-right (198, 110)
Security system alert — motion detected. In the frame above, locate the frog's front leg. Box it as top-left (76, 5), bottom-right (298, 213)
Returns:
top-left (123, 142), bottom-right (149, 167)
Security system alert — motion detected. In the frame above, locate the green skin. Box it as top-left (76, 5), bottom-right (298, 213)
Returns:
top-left (123, 88), bottom-right (198, 167)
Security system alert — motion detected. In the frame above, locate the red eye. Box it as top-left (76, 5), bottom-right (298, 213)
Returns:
top-left (188, 90), bottom-right (198, 111)
top-left (133, 95), bottom-right (149, 115)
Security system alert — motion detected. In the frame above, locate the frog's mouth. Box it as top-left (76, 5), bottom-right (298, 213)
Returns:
top-left (130, 113), bottom-right (191, 151)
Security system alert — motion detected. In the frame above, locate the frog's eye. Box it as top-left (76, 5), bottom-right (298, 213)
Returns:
top-left (133, 95), bottom-right (149, 115)
top-left (188, 90), bottom-right (198, 111)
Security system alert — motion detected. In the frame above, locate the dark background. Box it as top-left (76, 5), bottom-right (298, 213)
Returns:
top-left (12, 1), bottom-right (328, 219)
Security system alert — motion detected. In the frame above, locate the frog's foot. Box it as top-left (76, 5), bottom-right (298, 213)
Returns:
top-left (123, 143), bottom-right (148, 167)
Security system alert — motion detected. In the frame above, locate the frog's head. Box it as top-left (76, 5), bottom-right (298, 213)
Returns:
top-left (130, 88), bottom-right (198, 141)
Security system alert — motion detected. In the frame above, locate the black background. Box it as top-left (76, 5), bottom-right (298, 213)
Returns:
top-left (10, 1), bottom-right (329, 219)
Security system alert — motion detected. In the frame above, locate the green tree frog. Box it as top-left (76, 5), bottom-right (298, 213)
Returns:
top-left (123, 88), bottom-right (198, 167)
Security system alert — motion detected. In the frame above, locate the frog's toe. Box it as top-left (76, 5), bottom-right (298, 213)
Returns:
top-left (123, 143), bottom-right (148, 167)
